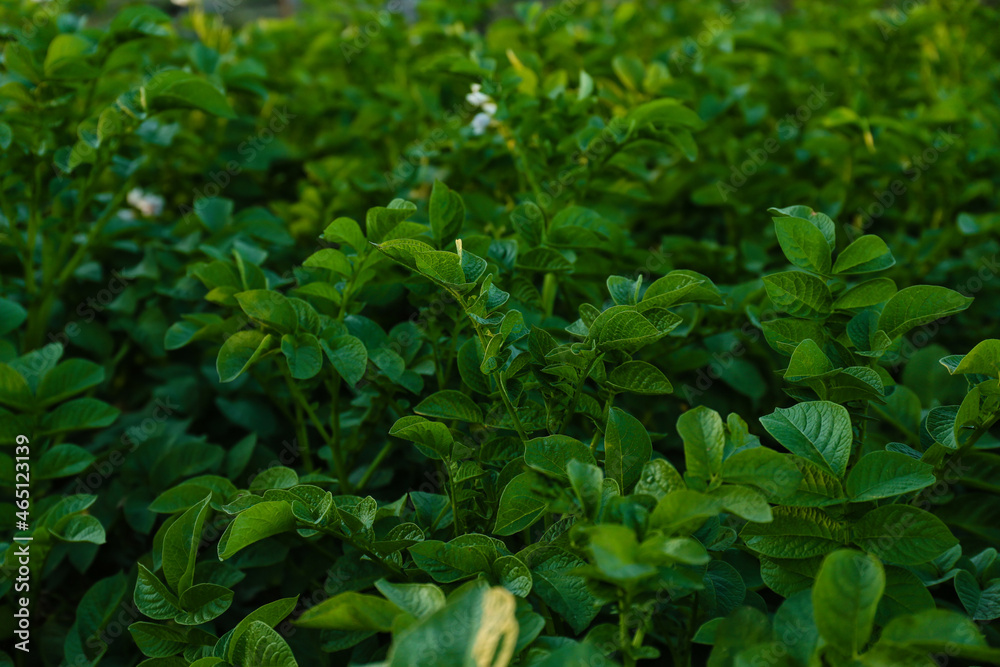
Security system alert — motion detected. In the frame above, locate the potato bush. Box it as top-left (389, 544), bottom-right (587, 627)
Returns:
top-left (2, 1), bottom-right (1000, 666)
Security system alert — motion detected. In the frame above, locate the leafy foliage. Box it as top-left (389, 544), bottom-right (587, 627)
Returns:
top-left (2, 1), bottom-right (1000, 666)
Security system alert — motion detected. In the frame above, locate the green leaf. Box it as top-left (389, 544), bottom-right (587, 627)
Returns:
top-left (955, 570), bottom-right (1000, 621)
top-left (605, 407), bottom-right (652, 491)
top-left (162, 495), bottom-right (211, 595)
top-left (762, 271), bottom-right (833, 318)
top-left (235, 290), bottom-right (298, 334)
top-left (385, 581), bottom-right (518, 667)
top-left (429, 179), bottom-right (465, 246)
top-left (634, 458), bottom-right (685, 500)
top-left (567, 459), bottom-right (604, 520)
top-left (710, 485), bottom-right (773, 523)
top-left (877, 286), bottom-right (973, 341)
top-left (879, 609), bottom-right (1000, 662)
top-left (721, 447), bottom-right (802, 498)
top-left (51, 514), bottom-right (106, 543)
top-left (224, 597), bottom-right (299, 662)
top-left (366, 199), bottom-right (418, 244)
top-left (759, 401), bottom-right (852, 477)
top-left (145, 70), bottom-right (236, 118)
top-left (812, 550), bottom-right (884, 655)
top-left (833, 278), bottom-right (898, 310)
top-left (494, 555), bottom-right (533, 597)
top-left (833, 235), bottom-right (895, 274)
top-left (374, 580), bottom-right (445, 619)
top-left (413, 390), bottom-right (483, 423)
top-left (218, 501), bottom-right (297, 560)
top-left (845, 451), bottom-right (935, 501)
top-left (176, 584), bottom-right (234, 625)
top-left (494, 472), bottom-right (548, 536)
top-left (784, 339), bottom-right (835, 381)
top-left (294, 592), bottom-right (402, 631)
top-left (529, 547), bottom-right (601, 634)
top-left (878, 565), bottom-right (935, 625)
top-left (627, 98), bottom-right (704, 130)
top-left (303, 248), bottom-right (352, 276)
top-left (525, 435), bottom-right (595, 479)
top-left (852, 505), bottom-right (958, 565)
top-left (649, 490), bottom-right (724, 535)
top-left (408, 540), bottom-right (491, 583)
top-left (768, 206), bottom-right (837, 249)
top-left (321, 335), bottom-right (367, 386)
top-left (36, 444), bottom-right (96, 479)
top-left (231, 621), bottom-right (298, 667)
top-left (323, 217), bottom-right (367, 250)
top-left (217, 331), bottom-right (273, 383)
top-left (762, 318), bottom-right (826, 355)
top-left (606, 361), bottom-right (673, 394)
top-left (741, 506), bottom-right (847, 559)
top-left (0, 298), bottom-right (27, 335)
top-left (677, 406), bottom-right (725, 482)
top-left (135, 564), bottom-right (182, 621)
top-left (40, 398), bottom-right (120, 435)
top-left (949, 339), bottom-right (1000, 377)
top-left (773, 216), bottom-right (832, 274)
top-left (36, 359), bottom-right (105, 407)
top-left (389, 416), bottom-right (453, 458)
top-left (280, 333), bottom-right (323, 380)
top-left (0, 363), bottom-right (33, 410)
top-left (129, 622), bottom-right (189, 658)
top-left (44, 34), bottom-right (97, 79)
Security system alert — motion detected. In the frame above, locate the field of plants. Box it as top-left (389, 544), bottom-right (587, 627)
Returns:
top-left (2, 0), bottom-right (1000, 665)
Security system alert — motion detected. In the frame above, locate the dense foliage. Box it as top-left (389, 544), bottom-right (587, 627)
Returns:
top-left (2, 0), bottom-right (1000, 665)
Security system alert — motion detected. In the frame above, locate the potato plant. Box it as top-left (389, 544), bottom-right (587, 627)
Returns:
top-left (2, 1), bottom-right (1000, 667)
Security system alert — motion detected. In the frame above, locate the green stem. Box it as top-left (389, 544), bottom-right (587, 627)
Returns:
top-left (355, 441), bottom-right (393, 492)
top-left (558, 355), bottom-right (602, 434)
top-left (619, 593), bottom-right (635, 667)
top-left (446, 460), bottom-right (463, 538)
top-left (497, 376), bottom-right (529, 443)
top-left (282, 368), bottom-right (314, 473)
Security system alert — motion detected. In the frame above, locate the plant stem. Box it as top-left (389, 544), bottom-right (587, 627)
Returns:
top-left (356, 441), bottom-right (393, 492)
top-left (282, 367), bottom-right (314, 473)
top-left (619, 593), bottom-right (635, 667)
top-left (497, 376), bottom-right (529, 443)
top-left (558, 354), bottom-right (602, 434)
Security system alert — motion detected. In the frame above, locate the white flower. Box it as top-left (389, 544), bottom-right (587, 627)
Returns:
top-left (171, 0), bottom-right (192, 5)
top-left (471, 112), bottom-right (492, 136)
top-left (127, 188), bottom-right (164, 218)
top-left (481, 101), bottom-right (497, 116)
top-left (466, 87), bottom-right (490, 106)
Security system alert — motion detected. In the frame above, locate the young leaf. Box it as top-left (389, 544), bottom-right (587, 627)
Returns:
top-left (759, 401), bottom-right (852, 478)
top-left (677, 406), bottom-right (725, 482)
top-left (845, 451), bottom-right (935, 501)
top-left (853, 505), bottom-right (958, 564)
top-left (762, 271), bottom-right (833, 318)
top-left (877, 286), bottom-right (973, 341)
top-left (773, 216), bottom-right (832, 274)
top-left (812, 550), bottom-right (884, 655)
top-left (832, 235), bottom-right (895, 274)
top-left (605, 407), bottom-right (652, 491)
top-left (218, 501), bottom-right (297, 560)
